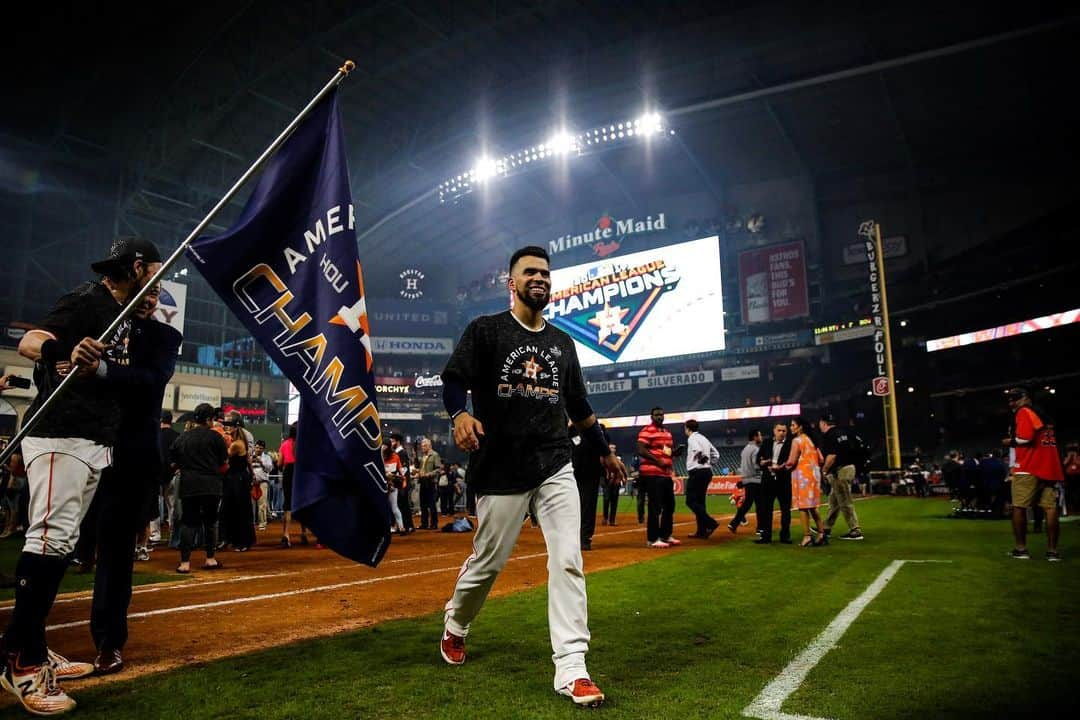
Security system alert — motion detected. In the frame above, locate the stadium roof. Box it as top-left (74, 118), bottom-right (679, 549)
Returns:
top-left (3, 1), bottom-right (1078, 319)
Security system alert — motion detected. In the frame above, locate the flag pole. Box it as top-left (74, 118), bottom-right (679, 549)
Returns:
top-left (0, 61), bottom-right (356, 466)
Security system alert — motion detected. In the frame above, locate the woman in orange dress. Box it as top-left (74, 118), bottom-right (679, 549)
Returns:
top-left (784, 416), bottom-right (823, 547)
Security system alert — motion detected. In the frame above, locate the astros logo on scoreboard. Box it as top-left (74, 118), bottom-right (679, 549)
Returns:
top-left (543, 259), bottom-right (681, 362)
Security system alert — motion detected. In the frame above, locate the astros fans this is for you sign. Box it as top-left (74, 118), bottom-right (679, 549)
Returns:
top-left (543, 236), bottom-right (725, 367)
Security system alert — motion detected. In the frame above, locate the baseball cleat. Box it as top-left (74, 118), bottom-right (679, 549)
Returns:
top-left (1, 655), bottom-right (76, 716)
top-left (440, 629), bottom-right (466, 665)
top-left (647, 540), bottom-right (670, 549)
top-left (662, 537), bottom-right (682, 546)
top-left (93, 649), bottom-right (123, 676)
top-left (557, 678), bottom-right (605, 707)
top-left (47, 650), bottom-right (94, 681)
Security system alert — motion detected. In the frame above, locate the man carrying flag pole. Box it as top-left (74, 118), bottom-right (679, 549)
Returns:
top-left (0, 58), bottom-right (392, 700)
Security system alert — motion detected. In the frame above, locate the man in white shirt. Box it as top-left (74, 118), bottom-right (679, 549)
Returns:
top-left (684, 419), bottom-right (720, 538)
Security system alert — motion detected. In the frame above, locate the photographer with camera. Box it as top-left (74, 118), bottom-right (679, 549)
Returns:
top-left (684, 419), bottom-right (720, 539)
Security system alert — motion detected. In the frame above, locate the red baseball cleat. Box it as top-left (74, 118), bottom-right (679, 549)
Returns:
top-left (440, 628), bottom-right (466, 665)
top-left (557, 678), bottom-right (605, 707)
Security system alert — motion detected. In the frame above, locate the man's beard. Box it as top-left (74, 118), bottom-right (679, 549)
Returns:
top-left (515, 284), bottom-right (549, 311)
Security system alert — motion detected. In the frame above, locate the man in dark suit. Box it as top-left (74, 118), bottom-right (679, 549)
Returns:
top-left (88, 283), bottom-right (182, 674)
top-left (756, 421), bottom-right (793, 544)
top-left (570, 425), bottom-right (605, 551)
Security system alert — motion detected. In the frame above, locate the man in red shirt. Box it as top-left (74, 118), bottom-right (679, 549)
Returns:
top-left (1003, 388), bottom-right (1064, 561)
top-left (636, 407), bottom-right (680, 549)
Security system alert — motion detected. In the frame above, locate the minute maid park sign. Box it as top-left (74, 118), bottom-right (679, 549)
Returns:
top-left (548, 212), bottom-right (667, 256)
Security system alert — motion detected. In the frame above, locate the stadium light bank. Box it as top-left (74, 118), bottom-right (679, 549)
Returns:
top-left (438, 112), bottom-right (672, 204)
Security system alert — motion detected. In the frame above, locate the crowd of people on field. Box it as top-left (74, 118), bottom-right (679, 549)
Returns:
top-left (381, 433), bottom-right (471, 534)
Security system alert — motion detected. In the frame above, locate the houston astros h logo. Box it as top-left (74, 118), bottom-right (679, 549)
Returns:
top-left (399, 268), bottom-right (425, 299)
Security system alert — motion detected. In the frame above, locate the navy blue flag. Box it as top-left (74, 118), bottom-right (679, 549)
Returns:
top-left (187, 90), bottom-right (390, 566)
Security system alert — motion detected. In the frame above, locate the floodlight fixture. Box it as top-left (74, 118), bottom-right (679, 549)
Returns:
top-left (473, 156), bottom-right (499, 181)
top-left (637, 112), bottom-right (663, 135)
top-left (438, 110), bottom-right (669, 203)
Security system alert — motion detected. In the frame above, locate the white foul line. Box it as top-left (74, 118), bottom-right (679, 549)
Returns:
top-left (743, 560), bottom-right (951, 720)
top-left (35, 501), bottom-right (852, 626)
top-left (0, 551), bottom-right (466, 612)
top-left (44, 552), bottom-right (549, 632)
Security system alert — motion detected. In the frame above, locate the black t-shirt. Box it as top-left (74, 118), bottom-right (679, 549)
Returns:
top-left (941, 459), bottom-right (961, 487)
top-left (170, 426), bottom-right (228, 498)
top-left (25, 282), bottom-right (132, 446)
top-left (159, 426), bottom-right (180, 484)
top-left (442, 311), bottom-right (587, 495)
top-left (821, 426), bottom-right (857, 470)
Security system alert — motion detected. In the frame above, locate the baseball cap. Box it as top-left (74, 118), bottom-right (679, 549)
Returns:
top-left (819, 413), bottom-right (837, 425)
top-left (1005, 388), bottom-right (1028, 401)
top-left (90, 236), bottom-right (163, 274)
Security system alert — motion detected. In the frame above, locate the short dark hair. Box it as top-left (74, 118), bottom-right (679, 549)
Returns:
top-left (509, 246), bottom-right (550, 273)
top-left (685, 419), bottom-right (699, 432)
top-left (160, 410), bottom-right (173, 424)
top-left (748, 428), bottom-right (761, 441)
top-left (651, 406), bottom-right (664, 414)
top-left (390, 432), bottom-right (404, 443)
top-left (193, 403), bottom-right (215, 424)
top-left (1005, 387), bottom-right (1028, 401)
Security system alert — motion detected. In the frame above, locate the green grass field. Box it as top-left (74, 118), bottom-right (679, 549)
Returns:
top-left (17, 497), bottom-right (1080, 719)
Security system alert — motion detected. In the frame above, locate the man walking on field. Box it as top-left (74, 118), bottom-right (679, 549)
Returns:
top-left (1003, 388), bottom-right (1064, 560)
top-left (438, 246), bottom-right (626, 707)
top-left (819, 414), bottom-right (864, 543)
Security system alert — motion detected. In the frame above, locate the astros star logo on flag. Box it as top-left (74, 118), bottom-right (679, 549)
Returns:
top-left (329, 260), bottom-right (374, 370)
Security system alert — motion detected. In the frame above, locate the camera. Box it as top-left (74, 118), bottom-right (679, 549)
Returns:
top-left (5, 376), bottom-right (31, 390)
